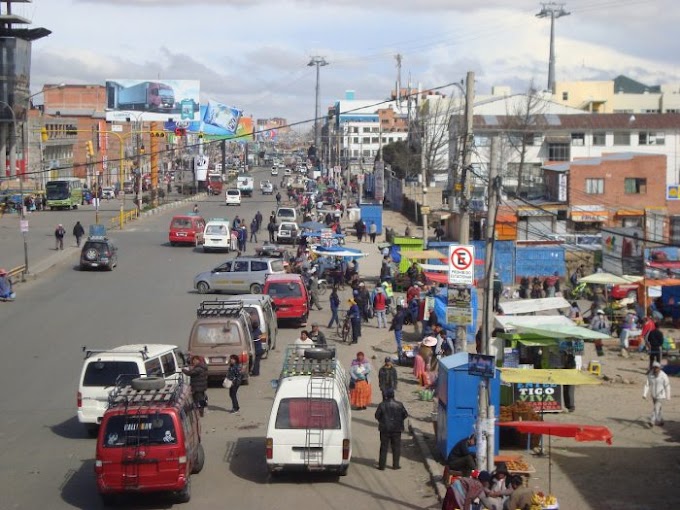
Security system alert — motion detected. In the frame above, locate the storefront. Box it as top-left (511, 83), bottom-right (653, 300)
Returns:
top-left (569, 205), bottom-right (608, 233)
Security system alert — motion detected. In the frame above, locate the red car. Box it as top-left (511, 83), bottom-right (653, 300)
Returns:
top-left (169, 214), bottom-right (205, 247)
top-left (95, 377), bottom-right (203, 504)
top-left (264, 273), bottom-right (309, 326)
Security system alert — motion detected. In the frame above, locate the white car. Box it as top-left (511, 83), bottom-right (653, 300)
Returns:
top-left (271, 166), bottom-right (279, 176)
top-left (284, 168), bottom-right (292, 176)
top-left (225, 188), bottom-right (242, 205)
top-left (101, 187), bottom-right (115, 199)
top-left (203, 218), bottom-right (232, 252)
top-left (261, 182), bottom-right (274, 195)
top-left (275, 221), bottom-right (299, 244)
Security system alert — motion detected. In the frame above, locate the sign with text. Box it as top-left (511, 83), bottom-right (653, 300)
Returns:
top-left (446, 306), bottom-right (473, 325)
top-left (448, 245), bottom-right (474, 285)
top-left (512, 382), bottom-right (563, 412)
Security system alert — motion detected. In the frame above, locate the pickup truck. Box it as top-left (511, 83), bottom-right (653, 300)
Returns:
top-left (237, 175), bottom-right (254, 197)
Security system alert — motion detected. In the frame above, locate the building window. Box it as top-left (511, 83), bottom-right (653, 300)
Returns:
top-left (592, 132), bottom-right (606, 146)
top-left (352, 150), bottom-right (359, 157)
top-left (474, 135), bottom-right (490, 147)
top-left (547, 143), bottom-right (570, 161)
top-left (363, 127), bottom-right (370, 133)
top-left (362, 137), bottom-right (370, 144)
top-left (643, 109), bottom-right (660, 114)
top-left (352, 127), bottom-right (359, 133)
top-left (381, 119), bottom-right (389, 124)
top-left (362, 150), bottom-right (371, 157)
top-left (372, 127), bottom-right (379, 133)
top-left (562, 91), bottom-right (569, 101)
top-left (571, 133), bottom-right (585, 146)
top-left (352, 137), bottom-right (359, 144)
top-left (389, 137), bottom-right (394, 143)
top-left (624, 178), bottom-right (647, 194)
top-left (371, 137), bottom-right (379, 144)
top-left (613, 132), bottom-right (630, 145)
top-left (585, 178), bottom-right (604, 194)
top-left (639, 131), bottom-right (665, 146)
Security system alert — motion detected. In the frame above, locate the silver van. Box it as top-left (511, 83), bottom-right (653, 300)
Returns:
top-left (193, 256), bottom-right (286, 295)
top-left (231, 294), bottom-right (279, 357)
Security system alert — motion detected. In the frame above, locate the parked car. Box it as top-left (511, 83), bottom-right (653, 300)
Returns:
top-left (95, 376), bottom-right (203, 504)
top-left (101, 187), bottom-right (116, 199)
top-left (275, 222), bottom-right (299, 244)
top-left (188, 300), bottom-right (255, 381)
top-left (271, 166), bottom-right (279, 176)
top-left (263, 273), bottom-right (309, 326)
top-left (202, 218), bottom-right (231, 253)
top-left (193, 256), bottom-right (286, 295)
top-left (232, 294), bottom-right (279, 356)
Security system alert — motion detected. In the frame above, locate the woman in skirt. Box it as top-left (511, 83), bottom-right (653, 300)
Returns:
top-left (349, 351), bottom-right (372, 410)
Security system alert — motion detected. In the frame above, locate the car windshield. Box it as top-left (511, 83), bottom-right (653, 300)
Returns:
top-left (103, 413), bottom-right (177, 447)
top-left (275, 398), bottom-right (340, 429)
top-left (278, 209), bottom-right (294, 218)
top-left (267, 282), bottom-right (302, 298)
top-left (193, 323), bottom-right (241, 345)
top-left (83, 361), bottom-right (140, 387)
top-left (46, 182), bottom-right (69, 200)
top-left (270, 260), bottom-right (285, 272)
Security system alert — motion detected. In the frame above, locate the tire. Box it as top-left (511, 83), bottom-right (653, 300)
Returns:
top-left (131, 377), bottom-right (165, 391)
top-left (84, 423), bottom-right (99, 438)
top-left (342, 322), bottom-right (351, 345)
top-left (303, 347), bottom-right (335, 360)
top-left (203, 246), bottom-right (210, 253)
top-left (170, 241), bottom-right (177, 247)
top-left (197, 281), bottom-right (210, 294)
top-left (192, 443), bottom-right (205, 474)
top-left (100, 493), bottom-right (116, 506)
top-left (176, 477), bottom-right (191, 503)
top-left (250, 283), bottom-right (263, 294)
top-left (317, 281), bottom-right (328, 296)
top-left (339, 465), bottom-right (349, 476)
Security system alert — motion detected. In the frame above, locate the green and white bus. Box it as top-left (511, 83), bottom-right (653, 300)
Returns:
top-left (46, 178), bottom-right (84, 210)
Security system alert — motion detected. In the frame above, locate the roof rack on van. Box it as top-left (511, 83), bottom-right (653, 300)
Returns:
top-left (197, 300), bottom-right (244, 318)
top-left (82, 345), bottom-right (150, 360)
top-left (280, 345), bottom-right (341, 378)
top-left (108, 374), bottom-right (185, 408)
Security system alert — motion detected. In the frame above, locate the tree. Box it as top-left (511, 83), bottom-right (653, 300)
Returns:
top-left (417, 92), bottom-right (462, 183)
top-left (381, 140), bottom-right (419, 179)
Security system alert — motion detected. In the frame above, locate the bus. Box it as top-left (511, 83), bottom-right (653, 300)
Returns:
top-left (46, 178), bottom-right (84, 210)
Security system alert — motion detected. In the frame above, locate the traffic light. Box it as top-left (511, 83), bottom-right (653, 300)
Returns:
top-left (86, 140), bottom-right (94, 157)
top-left (66, 125), bottom-right (78, 136)
top-left (151, 131), bottom-right (166, 138)
top-left (41, 127), bottom-right (48, 142)
top-left (174, 127), bottom-right (186, 137)
top-left (198, 131), bottom-right (204, 139)
top-left (139, 145), bottom-right (146, 155)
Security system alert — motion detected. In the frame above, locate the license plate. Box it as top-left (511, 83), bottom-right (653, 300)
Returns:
top-left (177, 232), bottom-right (187, 237)
top-left (210, 357), bottom-right (225, 363)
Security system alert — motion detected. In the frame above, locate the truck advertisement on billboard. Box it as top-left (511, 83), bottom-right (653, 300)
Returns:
top-left (105, 79), bottom-right (200, 122)
top-left (164, 104), bottom-right (254, 141)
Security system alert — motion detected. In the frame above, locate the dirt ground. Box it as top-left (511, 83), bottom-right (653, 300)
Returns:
top-left (362, 321), bottom-right (680, 510)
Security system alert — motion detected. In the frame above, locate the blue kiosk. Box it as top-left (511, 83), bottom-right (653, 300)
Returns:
top-left (435, 352), bottom-right (501, 460)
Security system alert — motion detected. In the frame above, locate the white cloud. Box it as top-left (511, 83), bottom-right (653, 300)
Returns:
top-left (25, 0), bottom-right (680, 125)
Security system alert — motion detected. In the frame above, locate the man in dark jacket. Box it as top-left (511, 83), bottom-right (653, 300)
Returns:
top-left (447, 434), bottom-right (476, 476)
top-left (647, 323), bottom-right (665, 371)
top-left (374, 388), bottom-right (408, 470)
top-left (73, 221), bottom-right (85, 247)
top-left (378, 357), bottom-right (398, 400)
top-left (390, 305), bottom-right (406, 355)
top-left (183, 356), bottom-right (208, 417)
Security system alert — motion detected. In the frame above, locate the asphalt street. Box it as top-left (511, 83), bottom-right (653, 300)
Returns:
top-left (0, 167), bottom-right (438, 509)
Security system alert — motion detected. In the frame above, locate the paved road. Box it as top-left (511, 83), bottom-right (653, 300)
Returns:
top-left (0, 191), bottom-right (190, 272)
top-left (0, 166), bottom-right (438, 509)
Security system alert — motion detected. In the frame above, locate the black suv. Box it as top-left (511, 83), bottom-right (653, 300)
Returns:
top-left (80, 235), bottom-right (118, 271)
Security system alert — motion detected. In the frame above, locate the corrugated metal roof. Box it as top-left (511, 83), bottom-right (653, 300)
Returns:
top-left (542, 152), bottom-right (663, 171)
top-left (472, 113), bottom-right (680, 130)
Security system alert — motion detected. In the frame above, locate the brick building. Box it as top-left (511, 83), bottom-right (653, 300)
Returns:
top-left (543, 152), bottom-right (680, 240)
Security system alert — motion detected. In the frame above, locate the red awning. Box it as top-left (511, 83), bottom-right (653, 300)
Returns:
top-left (499, 421), bottom-right (612, 444)
top-left (424, 271), bottom-right (449, 284)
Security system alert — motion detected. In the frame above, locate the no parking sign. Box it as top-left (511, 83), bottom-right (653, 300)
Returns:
top-left (448, 245), bottom-right (474, 285)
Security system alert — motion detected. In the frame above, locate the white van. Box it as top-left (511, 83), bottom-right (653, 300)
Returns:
top-left (77, 344), bottom-right (187, 436)
top-left (265, 346), bottom-right (352, 475)
top-left (203, 218), bottom-right (231, 252)
top-left (231, 294), bottom-right (279, 357)
top-left (276, 206), bottom-right (297, 223)
top-left (226, 188), bottom-right (242, 205)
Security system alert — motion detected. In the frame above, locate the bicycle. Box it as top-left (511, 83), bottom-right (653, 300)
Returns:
top-left (336, 311), bottom-right (352, 344)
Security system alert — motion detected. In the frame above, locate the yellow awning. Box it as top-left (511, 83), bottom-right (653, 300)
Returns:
top-left (616, 209), bottom-right (644, 217)
top-left (403, 249), bottom-right (447, 260)
top-left (500, 368), bottom-right (602, 386)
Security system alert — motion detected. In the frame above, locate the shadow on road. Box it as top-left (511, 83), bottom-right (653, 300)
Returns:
top-left (49, 416), bottom-right (90, 440)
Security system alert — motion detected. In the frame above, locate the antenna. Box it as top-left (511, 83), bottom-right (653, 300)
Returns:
top-left (536, 2), bottom-right (570, 94)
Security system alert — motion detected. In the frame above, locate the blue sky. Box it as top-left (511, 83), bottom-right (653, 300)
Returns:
top-left (20, 0), bottom-right (680, 126)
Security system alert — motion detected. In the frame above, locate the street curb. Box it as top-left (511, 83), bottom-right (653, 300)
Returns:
top-left (14, 193), bottom-right (207, 286)
top-left (410, 424), bottom-right (446, 502)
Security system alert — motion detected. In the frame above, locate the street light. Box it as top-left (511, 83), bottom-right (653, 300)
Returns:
top-left (308, 56), bottom-right (328, 160)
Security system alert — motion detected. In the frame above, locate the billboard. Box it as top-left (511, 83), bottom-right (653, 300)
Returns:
top-left (203, 100), bottom-right (242, 135)
top-left (164, 105), bottom-right (253, 140)
top-left (105, 79), bottom-right (200, 122)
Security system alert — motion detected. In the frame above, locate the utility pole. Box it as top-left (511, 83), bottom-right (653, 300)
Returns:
top-left (536, 2), bottom-right (570, 94)
top-left (395, 54), bottom-right (402, 108)
top-left (421, 116), bottom-right (429, 244)
top-left (477, 135), bottom-right (500, 473)
top-left (308, 56), bottom-right (329, 156)
top-left (459, 71), bottom-right (475, 245)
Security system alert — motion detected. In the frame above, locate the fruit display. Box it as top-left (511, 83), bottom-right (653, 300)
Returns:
top-left (500, 401), bottom-right (540, 422)
top-left (530, 492), bottom-right (558, 509)
top-left (505, 459), bottom-right (531, 472)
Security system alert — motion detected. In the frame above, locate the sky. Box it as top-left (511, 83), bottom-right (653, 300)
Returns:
top-left (18, 0), bottom-right (680, 130)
